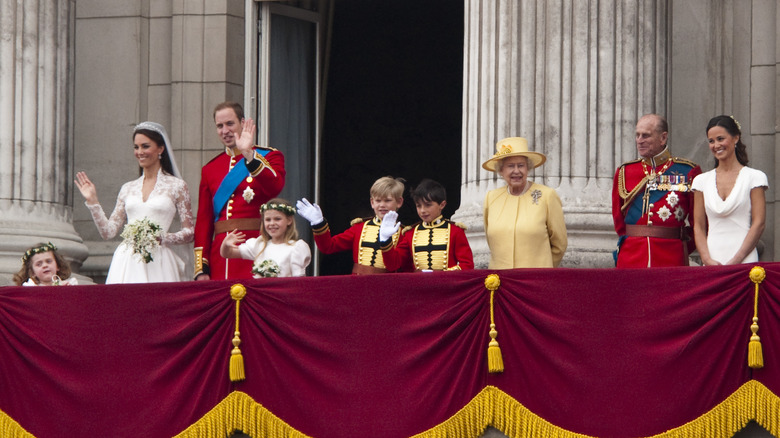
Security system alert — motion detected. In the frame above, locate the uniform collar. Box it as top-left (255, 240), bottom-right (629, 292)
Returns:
top-left (642, 146), bottom-right (671, 168)
top-left (421, 216), bottom-right (445, 228)
top-left (225, 147), bottom-right (239, 157)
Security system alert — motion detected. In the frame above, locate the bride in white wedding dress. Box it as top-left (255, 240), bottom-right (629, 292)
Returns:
top-left (75, 122), bottom-right (194, 283)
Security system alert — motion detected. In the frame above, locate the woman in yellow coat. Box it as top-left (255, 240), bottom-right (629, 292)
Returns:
top-left (482, 137), bottom-right (567, 268)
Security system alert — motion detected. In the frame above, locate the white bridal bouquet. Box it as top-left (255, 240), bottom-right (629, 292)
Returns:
top-left (120, 217), bottom-right (162, 263)
top-left (252, 259), bottom-right (281, 278)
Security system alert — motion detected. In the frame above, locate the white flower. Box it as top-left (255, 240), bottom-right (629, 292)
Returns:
top-left (120, 217), bottom-right (162, 263)
top-left (243, 187), bottom-right (255, 203)
top-left (252, 258), bottom-right (281, 278)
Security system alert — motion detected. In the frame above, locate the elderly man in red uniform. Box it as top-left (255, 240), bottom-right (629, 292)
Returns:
top-left (612, 114), bottom-right (701, 267)
top-left (194, 102), bottom-right (285, 280)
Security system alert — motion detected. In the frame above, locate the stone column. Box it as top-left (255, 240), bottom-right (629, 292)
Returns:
top-left (0, 0), bottom-right (88, 284)
top-left (454, 0), bottom-right (669, 268)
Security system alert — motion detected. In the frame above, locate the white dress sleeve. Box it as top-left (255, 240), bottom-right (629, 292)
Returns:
top-left (747, 167), bottom-right (769, 190)
top-left (161, 177), bottom-right (195, 245)
top-left (238, 238), bottom-right (263, 261)
top-left (87, 183), bottom-right (130, 239)
top-left (290, 240), bottom-right (312, 277)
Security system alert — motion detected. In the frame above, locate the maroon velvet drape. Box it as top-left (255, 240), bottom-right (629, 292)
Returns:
top-left (0, 264), bottom-right (777, 438)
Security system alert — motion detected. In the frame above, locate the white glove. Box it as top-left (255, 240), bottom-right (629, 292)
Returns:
top-left (296, 198), bottom-right (324, 226)
top-left (379, 211), bottom-right (401, 242)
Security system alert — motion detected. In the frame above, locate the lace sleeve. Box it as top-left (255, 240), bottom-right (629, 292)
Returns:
top-left (87, 185), bottom-right (128, 240)
top-left (161, 178), bottom-right (195, 245)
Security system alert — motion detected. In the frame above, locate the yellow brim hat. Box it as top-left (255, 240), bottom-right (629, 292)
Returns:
top-left (481, 137), bottom-right (546, 172)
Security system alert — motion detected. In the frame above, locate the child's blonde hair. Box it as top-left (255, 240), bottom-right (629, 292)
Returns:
top-left (12, 242), bottom-right (72, 286)
top-left (370, 176), bottom-right (405, 200)
top-left (257, 198), bottom-right (299, 255)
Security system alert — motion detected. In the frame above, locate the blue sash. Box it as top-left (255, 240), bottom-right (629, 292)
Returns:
top-left (212, 149), bottom-right (271, 219)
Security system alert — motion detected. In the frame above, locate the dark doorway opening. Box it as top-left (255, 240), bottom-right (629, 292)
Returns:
top-left (319, 0), bottom-right (464, 275)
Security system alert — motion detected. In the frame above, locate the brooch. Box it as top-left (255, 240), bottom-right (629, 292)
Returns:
top-left (531, 189), bottom-right (542, 205)
top-left (242, 186), bottom-right (255, 203)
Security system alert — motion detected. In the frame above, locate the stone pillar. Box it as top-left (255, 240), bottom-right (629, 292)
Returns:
top-left (0, 0), bottom-right (88, 284)
top-left (454, 0), bottom-right (669, 268)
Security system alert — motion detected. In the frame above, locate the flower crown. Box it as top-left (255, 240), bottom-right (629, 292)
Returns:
top-left (22, 242), bottom-right (57, 263)
top-left (260, 202), bottom-right (296, 216)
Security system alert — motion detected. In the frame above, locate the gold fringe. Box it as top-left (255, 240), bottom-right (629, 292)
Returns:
top-left (0, 409), bottom-right (35, 438)
top-left (229, 284), bottom-right (247, 382)
top-left (748, 266), bottom-right (766, 369)
top-left (753, 380), bottom-right (780, 437)
top-left (411, 381), bottom-right (780, 438)
top-left (649, 380), bottom-right (771, 438)
top-left (173, 391), bottom-right (311, 438)
top-left (410, 386), bottom-right (593, 438)
top-left (484, 274), bottom-right (504, 373)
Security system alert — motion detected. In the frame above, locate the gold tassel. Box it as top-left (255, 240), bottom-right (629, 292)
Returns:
top-left (230, 284), bottom-right (247, 382)
top-left (485, 274), bottom-right (504, 373)
top-left (748, 266), bottom-right (765, 369)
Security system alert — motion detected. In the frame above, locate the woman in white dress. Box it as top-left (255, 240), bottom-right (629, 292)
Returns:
top-left (75, 122), bottom-right (195, 283)
top-left (691, 115), bottom-right (768, 265)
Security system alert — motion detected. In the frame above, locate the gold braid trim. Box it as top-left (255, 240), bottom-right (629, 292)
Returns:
top-left (618, 165), bottom-right (653, 215)
top-left (0, 409), bottom-right (34, 438)
top-left (174, 391), bottom-right (311, 438)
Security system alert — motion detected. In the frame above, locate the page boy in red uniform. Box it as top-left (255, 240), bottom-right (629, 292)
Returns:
top-left (379, 179), bottom-right (474, 271)
top-left (296, 176), bottom-right (405, 274)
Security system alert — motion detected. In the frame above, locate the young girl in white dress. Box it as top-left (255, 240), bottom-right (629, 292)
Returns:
top-left (691, 115), bottom-right (768, 265)
top-left (13, 242), bottom-right (79, 286)
top-left (220, 198), bottom-right (311, 277)
top-left (75, 122), bottom-right (195, 283)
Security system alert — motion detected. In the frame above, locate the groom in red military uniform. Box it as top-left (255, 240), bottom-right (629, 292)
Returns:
top-left (612, 114), bottom-right (701, 268)
top-left (194, 102), bottom-right (285, 280)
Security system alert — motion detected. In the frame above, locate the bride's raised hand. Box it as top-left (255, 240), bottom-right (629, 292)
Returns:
top-left (74, 171), bottom-right (99, 205)
top-left (235, 118), bottom-right (257, 160)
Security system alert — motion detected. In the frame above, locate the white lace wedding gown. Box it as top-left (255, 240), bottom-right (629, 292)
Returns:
top-left (87, 170), bottom-right (194, 283)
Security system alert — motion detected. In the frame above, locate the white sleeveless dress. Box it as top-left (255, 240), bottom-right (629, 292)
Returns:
top-left (87, 170), bottom-right (194, 283)
top-left (690, 166), bottom-right (768, 264)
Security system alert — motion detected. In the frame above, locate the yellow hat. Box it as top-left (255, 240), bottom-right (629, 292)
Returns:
top-left (481, 137), bottom-right (547, 172)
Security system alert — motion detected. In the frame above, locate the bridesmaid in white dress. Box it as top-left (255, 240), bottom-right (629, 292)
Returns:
top-left (220, 198), bottom-right (311, 278)
top-left (691, 115), bottom-right (768, 265)
top-left (75, 122), bottom-right (195, 283)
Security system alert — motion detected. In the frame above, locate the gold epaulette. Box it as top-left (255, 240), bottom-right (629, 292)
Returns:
top-left (255, 145), bottom-right (278, 152)
top-left (619, 158), bottom-right (642, 168)
top-left (671, 156), bottom-right (698, 167)
top-left (350, 217), bottom-right (369, 226)
top-left (453, 221), bottom-right (468, 231)
top-left (402, 223), bottom-right (419, 234)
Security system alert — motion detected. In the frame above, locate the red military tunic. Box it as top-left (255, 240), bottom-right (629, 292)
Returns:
top-left (312, 217), bottom-right (402, 274)
top-left (381, 216), bottom-right (474, 272)
top-left (194, 147), bottom-right (285, 279)
top-left (612, 147), bottom-right (701, 268)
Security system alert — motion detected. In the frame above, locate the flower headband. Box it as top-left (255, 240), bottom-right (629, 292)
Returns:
top-left (22, 242), bottom-right (57, 263)
top-left (261, 202), bottom-right (296, 216)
